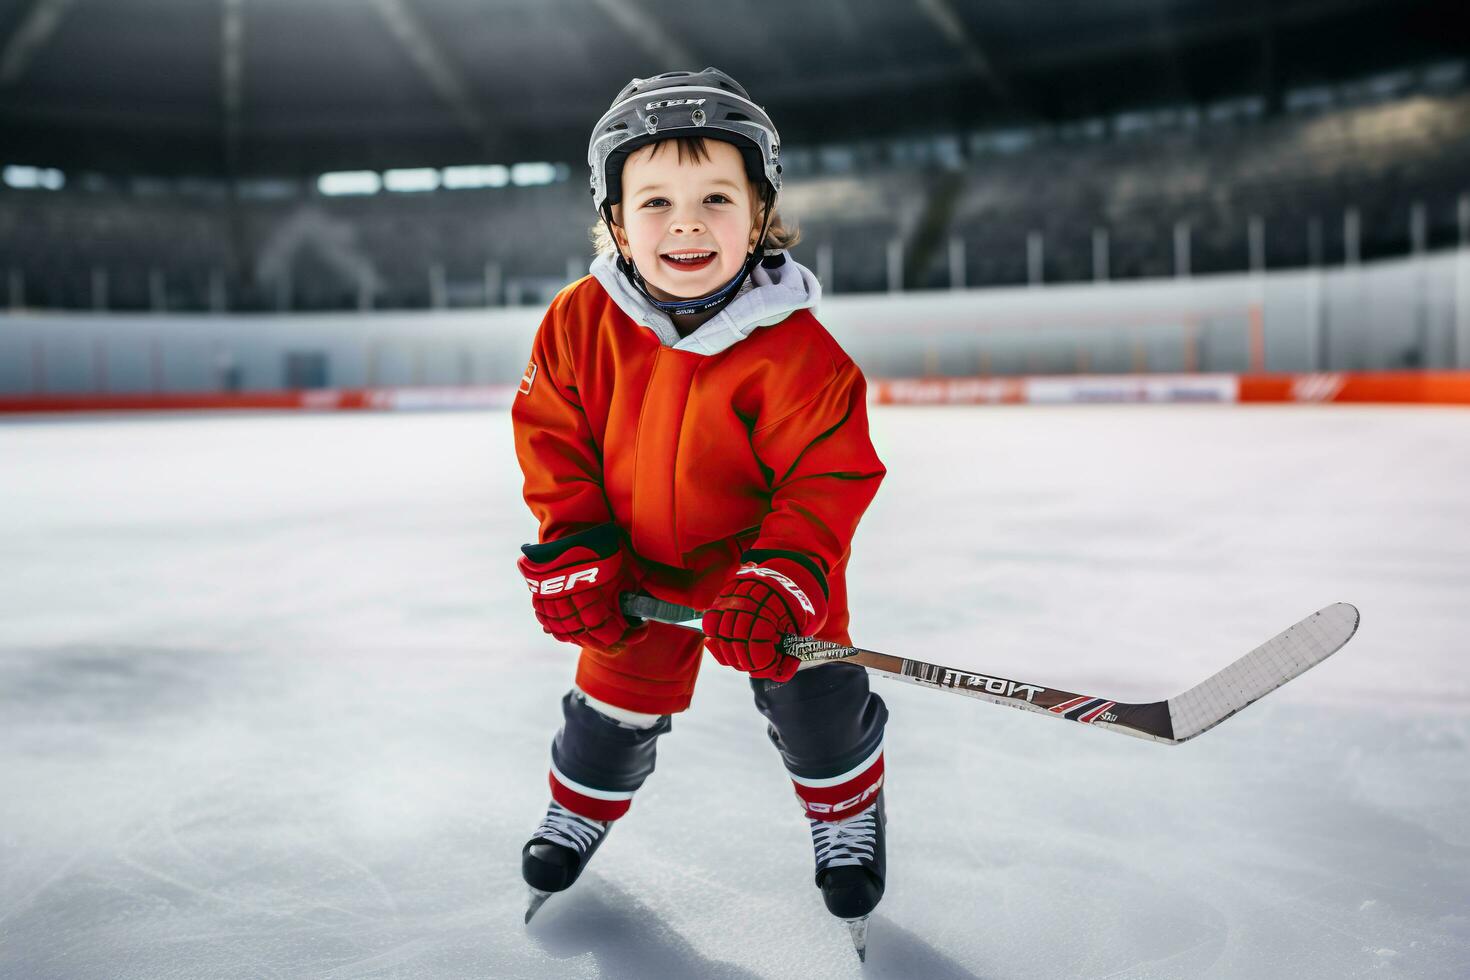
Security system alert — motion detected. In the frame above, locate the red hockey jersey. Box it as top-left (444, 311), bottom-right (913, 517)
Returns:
top-left (512, 253), bottom-right (885, 651)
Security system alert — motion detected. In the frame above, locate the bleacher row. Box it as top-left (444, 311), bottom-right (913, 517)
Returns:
top-left (933, 92), bottom-right (1470, 286)
top-left (2, 92), bottom-right (1467, 312)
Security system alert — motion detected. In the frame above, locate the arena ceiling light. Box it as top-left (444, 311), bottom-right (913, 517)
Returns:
top-left (3, 165), bottom-right (64, 190)
top-left (442, 164), bottom-right (509, 189)
top-left (509, 162), bottom-right (557, 186)
top-left (317, 171), bottom-right (381, 196)
top-left (383, 168), bottom-right (440, 192)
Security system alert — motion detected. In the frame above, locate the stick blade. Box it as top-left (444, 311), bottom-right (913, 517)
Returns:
top-left (1167, 602), bottom-right (1359, 743)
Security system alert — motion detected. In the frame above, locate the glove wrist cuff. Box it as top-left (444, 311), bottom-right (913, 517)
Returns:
top-left (735, 553), bottom-right (829, 635)
top-left (521, 522), bottom-right (623, 565)
top-left (739, 548), bottom-right (829, 600)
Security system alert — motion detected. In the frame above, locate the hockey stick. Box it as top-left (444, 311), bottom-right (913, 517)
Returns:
top-left (619, 595), bottom-right (1359, 745)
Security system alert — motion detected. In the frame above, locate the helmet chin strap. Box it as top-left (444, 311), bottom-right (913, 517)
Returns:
top-left (603, 186), bottom-right (777, 320)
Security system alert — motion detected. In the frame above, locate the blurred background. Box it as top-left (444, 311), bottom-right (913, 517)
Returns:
top-left (1, 0), bottom-right (1467, 400)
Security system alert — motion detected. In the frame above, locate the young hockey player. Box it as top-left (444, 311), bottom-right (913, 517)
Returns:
top-left (512, 68), bottom-right (888, 957)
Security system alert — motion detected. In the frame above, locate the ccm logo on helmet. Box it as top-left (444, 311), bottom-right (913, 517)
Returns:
top-left (736, 563), bottom-right (815, 616)
top-left (645, 98), bottom-right (706, 110)
top-left (525, 568), bottom-right (600, 595)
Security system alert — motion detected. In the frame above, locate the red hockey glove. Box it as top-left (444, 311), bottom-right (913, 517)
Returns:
top-left (518, 523), bottom-right (647, 654)
top-left (702, 551), bottom-right (829, 682)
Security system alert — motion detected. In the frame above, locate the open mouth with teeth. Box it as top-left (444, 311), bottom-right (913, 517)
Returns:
top-left (660, 249), bottom-right (717, 272)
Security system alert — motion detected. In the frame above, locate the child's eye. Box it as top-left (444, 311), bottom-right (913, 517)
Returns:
top-left (705, 194), bottom-right (730, 204)
top-left (642, 197), bottom-right (669, 208)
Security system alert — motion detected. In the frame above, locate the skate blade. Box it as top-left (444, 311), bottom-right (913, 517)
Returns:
top-left (844, 915), bottom-right (869, 962)
top-left (524, 887), bottom-right (554, 924)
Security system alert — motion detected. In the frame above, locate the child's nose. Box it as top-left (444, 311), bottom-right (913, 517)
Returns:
top-left (667, 203), bottom-right (706, 234)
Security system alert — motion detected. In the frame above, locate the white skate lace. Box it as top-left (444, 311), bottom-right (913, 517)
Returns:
top-left (810, 803), bottom-right (879, 870)
top-left (534, 802), bottom-right (607, 854)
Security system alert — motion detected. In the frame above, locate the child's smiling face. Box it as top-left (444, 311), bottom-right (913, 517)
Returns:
top-left (611, 139), bottom-right (761, 302)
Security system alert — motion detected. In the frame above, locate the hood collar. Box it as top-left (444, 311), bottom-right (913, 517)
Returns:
top-left (589, 250), bottom-right (821, 355)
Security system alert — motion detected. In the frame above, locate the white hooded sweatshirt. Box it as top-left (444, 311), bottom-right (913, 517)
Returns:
top-left (589, 250), bottom-right (823, 357)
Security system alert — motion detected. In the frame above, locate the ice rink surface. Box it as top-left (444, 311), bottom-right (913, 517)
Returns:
top-left (2, 405), bottom-right (1468, 979)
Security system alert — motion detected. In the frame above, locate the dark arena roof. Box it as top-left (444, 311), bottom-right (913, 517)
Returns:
top-left (1, 0), bottom-right (1465, 178)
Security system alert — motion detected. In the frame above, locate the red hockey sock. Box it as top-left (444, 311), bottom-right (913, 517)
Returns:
top-left (789, 744), bottom-right (885, 822)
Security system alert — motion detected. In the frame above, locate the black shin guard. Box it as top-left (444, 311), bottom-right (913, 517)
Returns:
top-left (751, 662), bottom-right (888, 804)
top-left (547, 690), bottom-right (671, 822)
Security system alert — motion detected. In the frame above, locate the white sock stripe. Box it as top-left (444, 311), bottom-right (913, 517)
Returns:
top-left (572, 685), bottom-right (664, 730)
top-left (549, 761), bottom-right (637, 801)
top-left (787, 741), bottom-right (884, 789)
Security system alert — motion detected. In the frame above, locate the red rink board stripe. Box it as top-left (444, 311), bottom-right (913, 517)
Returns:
top-left (6, 372), bottom-right (1468, 416)
top-left (0, 385), bottom-right (516, 414)
top-left (873, 371), bottom-right (1470, 406)
top-left (4, 372), bottom-right (1468, 415)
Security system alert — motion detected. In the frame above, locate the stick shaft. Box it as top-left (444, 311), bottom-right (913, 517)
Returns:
top-left (619, 593), bottom-right (1173, 742)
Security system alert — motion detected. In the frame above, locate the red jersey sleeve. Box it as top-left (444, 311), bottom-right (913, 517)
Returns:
top-left (748, 358), bottom-right (886, 575)
top-left (511, 299), bottom-right (613, 543)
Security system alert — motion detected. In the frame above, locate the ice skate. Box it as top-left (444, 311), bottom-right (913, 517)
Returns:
top-left (521, 800), bottom-right (611, 923)
top-left (810, 792), bottom-right (886, 961)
